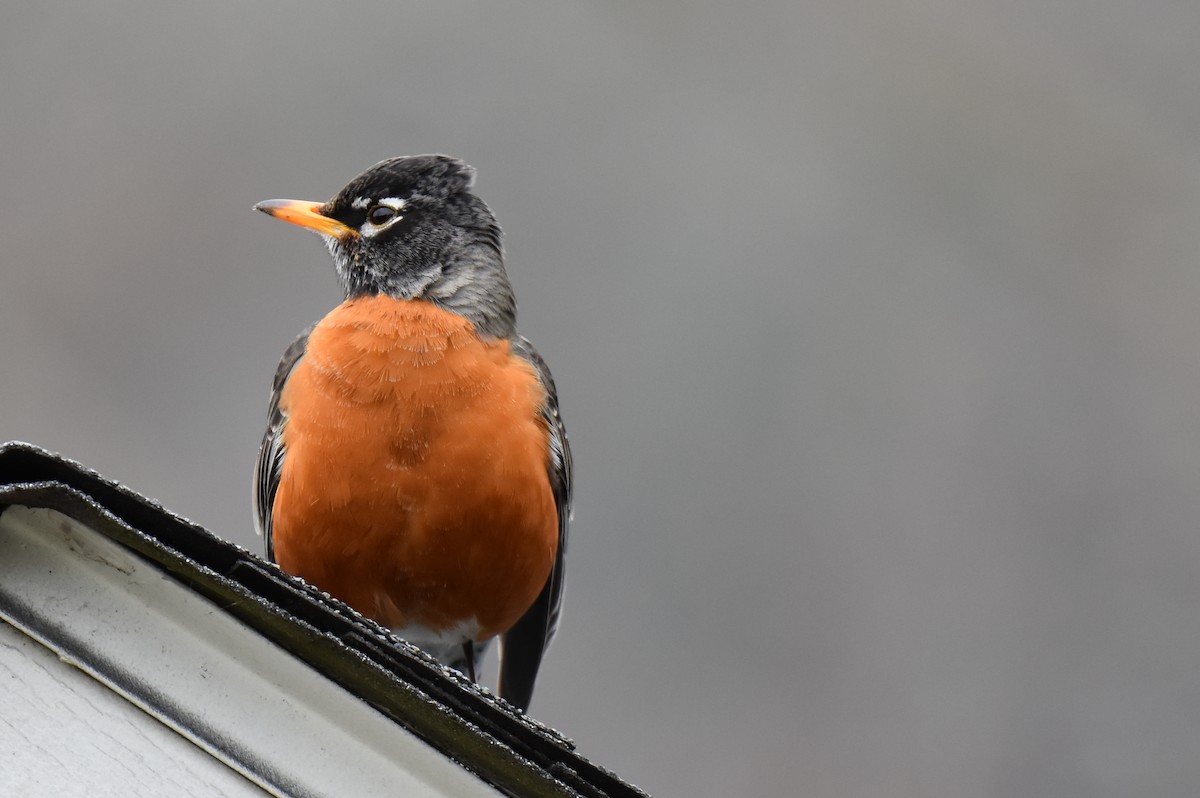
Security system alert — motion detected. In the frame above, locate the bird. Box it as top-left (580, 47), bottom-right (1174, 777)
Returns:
top-left (251, 155), bottom-right (571, 711)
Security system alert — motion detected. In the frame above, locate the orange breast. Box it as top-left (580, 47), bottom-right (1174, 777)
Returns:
top-left (272, 295), bottom-right (558, 640)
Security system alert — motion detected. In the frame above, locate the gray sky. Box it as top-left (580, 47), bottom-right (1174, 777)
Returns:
top-left (3, 3), bottom-right (1200, 796)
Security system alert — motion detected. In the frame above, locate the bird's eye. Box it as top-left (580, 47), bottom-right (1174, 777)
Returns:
top-left (368, 205), bottom-right (397, 225)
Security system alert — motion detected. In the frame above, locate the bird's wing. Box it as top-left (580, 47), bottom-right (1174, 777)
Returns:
top-left (253, 327), bottom-right (313, 561)
top-left (499, 336), bottom-right (573, 711)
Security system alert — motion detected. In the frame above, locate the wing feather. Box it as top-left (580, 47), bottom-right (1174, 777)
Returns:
top-left (252, 328), bottom-right (312, 562)
top-left (499, 336), bottom-right (573, 710)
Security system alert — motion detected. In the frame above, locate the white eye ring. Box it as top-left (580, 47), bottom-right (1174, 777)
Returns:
top-left (360, 197), bottom-right (407, 238)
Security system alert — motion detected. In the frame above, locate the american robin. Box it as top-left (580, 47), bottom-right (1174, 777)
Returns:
top-left (251, 155), bottom-right (571, 711)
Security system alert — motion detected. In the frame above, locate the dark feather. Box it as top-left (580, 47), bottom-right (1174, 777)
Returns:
top-left (252, 327), bottom-right (312, 562)
top-left (500, 336), bottom-right (573, 711)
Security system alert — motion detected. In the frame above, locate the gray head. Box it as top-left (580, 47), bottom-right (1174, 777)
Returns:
top-left (255, 155), bottom-right (515, 339)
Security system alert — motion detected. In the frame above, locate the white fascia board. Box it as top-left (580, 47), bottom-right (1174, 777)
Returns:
top-left (0, 618), bottom-right (271, 797)
top-left (0, 505), bottom-right (503, 798)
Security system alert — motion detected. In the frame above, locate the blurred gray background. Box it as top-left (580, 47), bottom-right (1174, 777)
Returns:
top-left (3, 3), bottom-right (1199, 796)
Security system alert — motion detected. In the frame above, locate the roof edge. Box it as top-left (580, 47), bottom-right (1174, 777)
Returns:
top-left (0, 441), bottom-right (647, 798)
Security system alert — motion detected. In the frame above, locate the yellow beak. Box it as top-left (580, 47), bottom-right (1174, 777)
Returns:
top-left (253, 199), bottom-right (356, 238)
